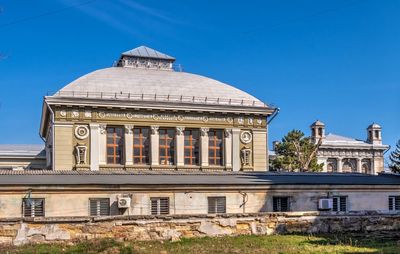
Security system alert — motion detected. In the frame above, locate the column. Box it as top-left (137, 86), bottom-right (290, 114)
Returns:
top-left (124, 125), bottom-right (134, 166)
top-left (200, 127), bottom-right (209, 167)
top-left (89, 123), bottom-right (100, 171)
top-left (357, 158), bottom-right (362, 173)
top-left (99, 124), bottom-right (107, 165)
top-left (337, 158), bottom-right (342, 173)
top-left (176, 127), bottom-right (185, 167)
top-left (150, 126), bottom-right (159, 166)
top-left (232, 128), bottom-right (241, 171)
top-left (224, 128), bottom-right (233, 169)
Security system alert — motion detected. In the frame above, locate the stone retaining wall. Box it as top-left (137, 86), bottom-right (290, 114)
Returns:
top-left (1, 212), bottom-right (400, 246)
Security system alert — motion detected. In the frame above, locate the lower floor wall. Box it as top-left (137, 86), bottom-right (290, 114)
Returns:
top-left (0, 189), bottom-right (398, 218)
top-left (1, 212), bottom-right (400, 245)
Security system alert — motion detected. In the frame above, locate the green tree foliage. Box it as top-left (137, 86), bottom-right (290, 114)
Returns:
top-left (271, 130), bottom-right (323, 172)
top-left (389, 140), bottom-right (400, 173)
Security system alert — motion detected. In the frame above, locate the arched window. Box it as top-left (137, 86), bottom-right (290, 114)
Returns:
top-left (133, 127), bottom-right (150, 165)
top-left (106, 127), bottom-right (124, 164)
top-left (159, 128), bottom-right (175, 165)
top-left (327, 158), bottom-right (337, 172)
top-left (184, 129), bottom-right (200, 165)
top-left (209, 129), bottom-right (224, 166)
top-left (342, 158), bottom-right (356, 173)
top-left (361, 159), bottom-right (371, 174)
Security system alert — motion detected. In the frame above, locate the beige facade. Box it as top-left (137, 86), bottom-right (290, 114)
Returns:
top-left (39, 46), bottom-right (276, 172)
top-left (0, 180), bottom-right (400, 218)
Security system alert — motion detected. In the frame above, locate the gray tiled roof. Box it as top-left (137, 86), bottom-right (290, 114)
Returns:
top-left (0, 144), bottom-right (45, 157)
top-left (58, 67), bottom-right (264, 105)
top-left (122, 46), bottom-right (175, 60)
top-left (0, 170), bottom-right (398, 186)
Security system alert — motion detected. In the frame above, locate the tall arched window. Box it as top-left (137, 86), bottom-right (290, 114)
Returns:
top-left (106, 127), bottom-right (124, 164)
top-left (159, 128), bottom-right (175, 165)
top-left (184, 129), bottom-right (200, 165)
top-left (133, 127), bottom-right (150, 165)
top-left (209, 129), bottom-right (224, 166)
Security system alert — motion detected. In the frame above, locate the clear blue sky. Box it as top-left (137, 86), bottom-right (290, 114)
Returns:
top-left (0, 0), bottom-right (399, 161)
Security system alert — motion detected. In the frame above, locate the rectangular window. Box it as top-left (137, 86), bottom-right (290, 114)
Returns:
top-left (150, 197), bottom-right (170, 215)
top-left (208, 196), bottom-right (226, 214)
top-left (184, 129), bottom-right (200, 165)
top-left (332, 196), bottom-right (347, 212)
top-left (389, 196), bottom-right (400, 211)
top-left (208, 129), bottom-right (224, 166)
top-left (22, 198), bottom-right (45, 217)
top-left (106, 127), bottom-right (124, 164)
top-left (133, 127), bottom-right (150, 165)
top-left (89, 198), bottom-right (110, 216)
top-left (159, 129), bottom-right (175, 165)
top-left (273, 197), bottom-right (290, 212)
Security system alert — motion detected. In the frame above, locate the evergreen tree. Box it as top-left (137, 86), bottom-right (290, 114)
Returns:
top-left (271, 130), bottom-right (323, 172)
top-left (390, 140), bottom-right (400, 173)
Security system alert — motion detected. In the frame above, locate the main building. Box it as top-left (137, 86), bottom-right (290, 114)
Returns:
top-left (0, 46), bottom-right (398, 220)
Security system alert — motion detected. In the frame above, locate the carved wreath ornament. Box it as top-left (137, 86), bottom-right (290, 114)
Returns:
top-left (75, 125), bottom-right (89, 140)
top-left (240, 131), bottom-right (252, 144)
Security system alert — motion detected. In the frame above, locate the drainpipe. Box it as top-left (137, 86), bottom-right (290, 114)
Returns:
top-left (239, 191), bottom-right (248, 213)
top-left (267, 107), bottom-right (280, 125)
top-left (45, 100), bottom-right (55, 171)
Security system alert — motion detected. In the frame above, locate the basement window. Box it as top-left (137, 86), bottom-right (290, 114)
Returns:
top-left (89, 198), bottom-right (110, 216)
top-left (22, 198), bottom-right (45, 217)
top-left (332, 196), bottom-right (347, 212)
top-left (273, 197), bottom-right (290, 212)
top-left (151, 197), bottom-right (170, 215)
top-left (208, 196), bottom-right (226, 214)
top-left (389, 196), bottom-right (400, 211)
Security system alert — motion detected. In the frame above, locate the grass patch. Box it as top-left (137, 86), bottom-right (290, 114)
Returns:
top-left (1, 234), bottom-right (399, 254)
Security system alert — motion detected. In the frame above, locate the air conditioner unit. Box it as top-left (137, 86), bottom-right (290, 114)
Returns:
top-left (318, 198), bottom-right (333, 210)
top-left (117, 197), bottom-right (131, 209)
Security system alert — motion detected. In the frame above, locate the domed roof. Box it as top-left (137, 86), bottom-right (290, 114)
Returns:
top-left (57, 67), bottom-right (264, 106)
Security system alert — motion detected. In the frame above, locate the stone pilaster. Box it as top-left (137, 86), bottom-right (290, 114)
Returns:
top-left (200, 127), bottom-right (209, 167)
top-left (232, 128), bottom-right (241, 171)
top-left (150, 126), bottom-right (159, 166)
top-left (337, 158), bottom-right (342, 173)
top-left (357, 158), bottom-right (362, 173)
top-left (176, 126), bottom-right (185, 167)
top-left (99, 124), bottom-right (107, 165)
top-left (224, 128), bottom-right (233, 169)
top-left (124, 125), bottom-right (134, 166)
top-left (89, 123), bottom-right (100, 171)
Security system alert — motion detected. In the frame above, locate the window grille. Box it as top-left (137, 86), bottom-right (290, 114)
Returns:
top-left (208, 196), bottom-right (226, 214)
top-left (184, 129), bottom-right (200, 165)
top-left (106, 127), bottom-right (124, 164)
top-left (208, 129), bottom-right (224, 166)
top-left (22, 198), bottom-right (45, 217)
top-left (332, 196), bottom-right (347, 212)
top-left (133, 127), bottom-right (150, 165)
top-left (273, 197), bottom-right (290, 212)
top-left (151, 197), bottom-right (170, 215)
top-left (389, 196), bottom-right (400, 211)
top-left (89, 198), bottom-right (110, 216)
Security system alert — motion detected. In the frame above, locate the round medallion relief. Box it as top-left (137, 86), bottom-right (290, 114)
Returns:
top-left (240, 131), bottom-right (252, 144)
top-left (75, 125), bottom-right (89, 140)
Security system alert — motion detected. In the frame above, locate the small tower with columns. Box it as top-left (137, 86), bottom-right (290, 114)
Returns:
top-left (367, 123), bottom-right (382, 145)
top-left (310, 120), bottom-right (325, 144)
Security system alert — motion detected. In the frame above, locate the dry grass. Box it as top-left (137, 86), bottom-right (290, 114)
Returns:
top-left (1, 234), bottom-right (399, 254)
